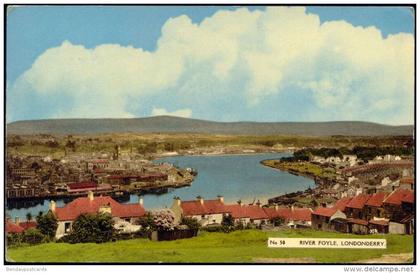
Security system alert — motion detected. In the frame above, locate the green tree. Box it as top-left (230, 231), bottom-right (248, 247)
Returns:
top-left (26, 212), bottom-right (33, 222)
top-left (67, 213), bottom-right (114, 243)
top-left (136, 212), bottom-right (156, 231)
top-left (221, 214), bottom-right (235, 232)
top-left (36, 211), bottom-right (58, 239)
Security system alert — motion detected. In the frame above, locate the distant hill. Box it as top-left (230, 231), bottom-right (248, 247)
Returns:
top-left (6, 116), bottom-right (414, 136)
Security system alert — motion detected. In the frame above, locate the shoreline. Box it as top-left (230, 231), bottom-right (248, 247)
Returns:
top-left (260, 159), bottom-right (331, 205)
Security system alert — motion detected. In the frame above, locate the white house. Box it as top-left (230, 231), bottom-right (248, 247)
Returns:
top-left (51, 191), bottom-right (146, 239)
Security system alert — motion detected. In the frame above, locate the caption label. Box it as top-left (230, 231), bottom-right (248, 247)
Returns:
top-left (268, 238), bottom-right (386, 249)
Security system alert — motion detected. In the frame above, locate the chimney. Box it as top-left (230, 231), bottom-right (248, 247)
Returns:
top-left (217, 195), bottom-right (224, 204)
top-left (275, 204), bottom-right (278, 211)
top-left (174, 197), bottom-right (181, 206)
top-left (139, 196), bottom-right (144, 206)
top-left (291, 205), bottom-right (295, 211)
top-left (15, 217), bottom-right (20, 224)
top-left (197, 196), bottom-right (204, 205)
top-left (50, 200), bottom-right (56, 212)
top-left (256, 200), bottom-right (262, 208)
top-left (88, 191), bottom-right (94, 201)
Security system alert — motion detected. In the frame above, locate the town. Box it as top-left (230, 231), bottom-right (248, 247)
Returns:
top-left (6, 146), bottom-right (414, 241)
top-left (6, 143), bottom-right (196, 200)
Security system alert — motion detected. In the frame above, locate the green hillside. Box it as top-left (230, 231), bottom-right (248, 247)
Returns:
top-left (6, 229), bottom-right (414, 263)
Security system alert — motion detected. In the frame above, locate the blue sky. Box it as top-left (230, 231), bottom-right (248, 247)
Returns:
top-left (6, 6), bottom-right (415, 124)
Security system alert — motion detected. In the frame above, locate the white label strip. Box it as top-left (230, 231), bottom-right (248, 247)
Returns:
top-left (268, 238), bottom-right (386, 249)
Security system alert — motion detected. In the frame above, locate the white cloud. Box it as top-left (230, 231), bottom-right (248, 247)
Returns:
top-left (151, 107), bottom-right (192, 118)
top-left (8, 7), bottom-right (414, 124)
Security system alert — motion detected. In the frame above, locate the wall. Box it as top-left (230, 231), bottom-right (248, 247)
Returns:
top-left (55, 221), bottom-right (72, 239)
top-left (389, 222), bottom-right (405, 234)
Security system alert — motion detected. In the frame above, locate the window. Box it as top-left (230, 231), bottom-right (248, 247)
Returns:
top-left (201, 215), bottom-right (205, 219)
top-left (64, 222), bottom-right (71, 233)
top-left (325, 217), bottom-right (329, 224)
top-left (318, 224), bottom-right (322, 229)
top-left (376, 210), bottom-right (380, 217)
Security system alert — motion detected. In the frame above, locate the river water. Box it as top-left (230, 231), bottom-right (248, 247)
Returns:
top-left (6, 153), bottom-right (315, 219)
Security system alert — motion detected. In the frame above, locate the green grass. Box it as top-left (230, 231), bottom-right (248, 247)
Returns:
top-left (263, 160), bottom-right (337, 180)
top-left (6, 229), bottom-right (413, 263)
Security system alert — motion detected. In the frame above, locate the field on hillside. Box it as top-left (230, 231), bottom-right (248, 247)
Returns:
top-left (6, 229), bottom-right (414, 263)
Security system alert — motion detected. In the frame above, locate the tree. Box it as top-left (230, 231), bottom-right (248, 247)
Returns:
top-left (26, 212), bottom-right (33, 222)
top-left (136, 212), bottom-right (156, 231)
top-left (36, 211), bottom-right (58, 239)
top-left (67, 213), bottom-right (114, 243)
top-left (272, 217), bottom-right (284, 227)
top-left (65, 140), bottom-right (77, 152)
top-left (221, 214), bottom-right (235, 232)
top-left (151, 209), bottom-right (176, 231)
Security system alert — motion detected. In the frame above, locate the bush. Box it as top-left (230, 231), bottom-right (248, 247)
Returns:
top-left (180, 217), bottom-right (201, 230)
top-left (202, 225), bottom-right (225, 233)
top-left (272, 217), bottom-right (284, 227)
top-left (6, 233), bottom-right (23, 248)
top-left (66, 213), bottom-right (115, 244)
top-left (22, 228), bottom-right (46, 245)
top-left (136, 212), bottom-right (156, 231)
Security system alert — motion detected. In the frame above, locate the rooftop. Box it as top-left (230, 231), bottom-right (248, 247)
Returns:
top-left (346, 194), bottom-right (371, 209)
top-left (383, 189), bottom-right (414, 206)
top-left (54, 194), bottom-right (145, 221)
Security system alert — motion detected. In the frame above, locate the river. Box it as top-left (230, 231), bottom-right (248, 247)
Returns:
top-left (6, 153), bottom-right (315, 219)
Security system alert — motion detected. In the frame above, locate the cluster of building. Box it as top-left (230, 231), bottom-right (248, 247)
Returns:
top-left (6, 151), bottom-right (195, 199)
top-left (312, 187), bottom-right (414, 235)
top-left (305, 153), bottom-right (414, 204)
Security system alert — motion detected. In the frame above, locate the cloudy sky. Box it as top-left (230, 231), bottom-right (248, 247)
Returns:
top-left (6, 6), bottom-right (414, 124)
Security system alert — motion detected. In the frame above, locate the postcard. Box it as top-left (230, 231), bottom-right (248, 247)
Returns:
top-left (3, 3), bottom-right (416, 268)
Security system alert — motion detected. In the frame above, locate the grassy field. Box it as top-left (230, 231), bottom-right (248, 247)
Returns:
top-left (262, 160), bottom-right (337, 180)
top-left (6, 229), bottom-right (414, 263)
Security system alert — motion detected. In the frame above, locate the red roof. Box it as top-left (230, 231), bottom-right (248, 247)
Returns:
top-left (54, 196), bottom-right (146, 221)
top-left (333, 197), bottom-right (353, 211)
top-left (346, 194), bottom-right (371, 209)
top-left (384, 189), bottom-right (414, 206)
top-left (18, 221), bottom-right (37, 231)
top-left (6, 221), bottom-right (24, 233)
top-left (68, 182), bottom-right (97, 190)
top-left (400, 177), bottom-right (414, 184)
top-left (290, 208), bottom-right (312, 221)
top-left (262, 207), bottom-right (292, 220)
top-left (312, 207), bottom-right (338, 217)
top-left (244, 205), bottom-right (269, 220)
top-left (365, 192), bottom-right (388, 207)
top-left (226, 204), bottom-right (250, 219)
top-left (181, 199), bottom-right (229, 216)
top-left (401, 192), bottom-right (414, 203)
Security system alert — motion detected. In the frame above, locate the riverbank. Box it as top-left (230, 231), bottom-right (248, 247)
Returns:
top-left (261, 159), bottom-right (338, 206)
top-left (6, 229), bottom-right (414, 263)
